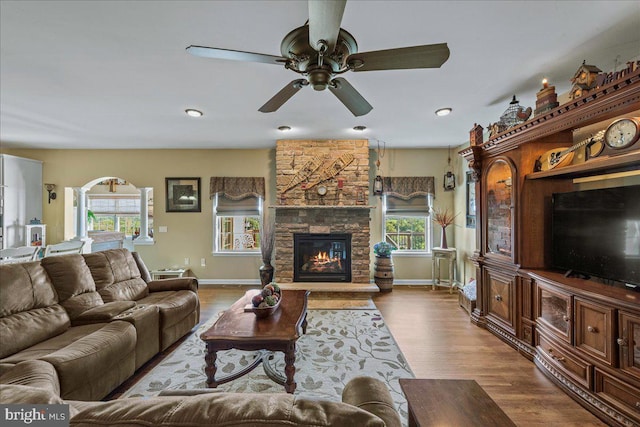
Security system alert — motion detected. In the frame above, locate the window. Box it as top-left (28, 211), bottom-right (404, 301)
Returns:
top-left (88, 195), bottom-right (151, 237)
top-left (383, 194), bottom-right (433, 253)
top-left (214, 194), bottom-right (262, 253)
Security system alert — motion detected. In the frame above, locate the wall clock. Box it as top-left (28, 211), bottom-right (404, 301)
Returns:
top-left (317, 185), bottom-right (327, 196)
top-left (604, 117), bottom-right (640, 150)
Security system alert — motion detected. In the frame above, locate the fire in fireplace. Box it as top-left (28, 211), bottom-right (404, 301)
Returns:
top-left (294, 233), bottom-right (351, 282)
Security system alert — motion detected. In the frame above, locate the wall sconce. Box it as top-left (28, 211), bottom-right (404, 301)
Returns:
top-left (44, 184), bottom-right (57, 203)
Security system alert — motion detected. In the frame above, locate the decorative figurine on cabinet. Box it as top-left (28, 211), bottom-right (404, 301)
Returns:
top-left (569, 61), bottom-right (601, 100)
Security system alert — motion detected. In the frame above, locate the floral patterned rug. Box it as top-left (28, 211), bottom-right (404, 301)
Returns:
top-left (121, 309), bottom-right (414, 424)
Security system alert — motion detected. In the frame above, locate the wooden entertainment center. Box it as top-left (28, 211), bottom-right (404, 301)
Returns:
top-left (460, 68), bottom-right (640, 426)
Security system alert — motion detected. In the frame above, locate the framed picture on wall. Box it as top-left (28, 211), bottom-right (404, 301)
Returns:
top-left (166, 177), bottom-right (201, 212)
top-left (466, 171), bottom-right (476, 228)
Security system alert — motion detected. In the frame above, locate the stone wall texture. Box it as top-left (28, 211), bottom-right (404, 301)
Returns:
top-left (274, 140), bottom-right (371, 283)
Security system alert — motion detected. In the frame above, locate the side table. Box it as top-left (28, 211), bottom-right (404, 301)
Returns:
top-left (399, 378), bottom-right (515, 427)
top-left (150, 268), bottom-right (188, 280)
top-left (432, 247), bottom-right (456, 293)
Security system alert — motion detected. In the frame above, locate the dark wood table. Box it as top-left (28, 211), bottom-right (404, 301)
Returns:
top-left (399, 379), bottom-right (516, 427)
top-left (200, 289), bottom-right (309, 393)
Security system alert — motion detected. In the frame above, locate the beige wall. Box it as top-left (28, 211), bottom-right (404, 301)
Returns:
top-left (370, 148), bottom-right (456, 282)
top-left (2, 146), bottom-right (461, 283)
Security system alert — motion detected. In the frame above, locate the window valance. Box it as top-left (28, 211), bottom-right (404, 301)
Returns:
top-left (209, 177), bottom-right (265, 200)
top-left (383, 176), bottom-right (435, 200)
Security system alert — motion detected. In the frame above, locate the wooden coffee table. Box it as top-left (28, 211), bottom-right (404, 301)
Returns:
top-left (200, 289), bottom-right (309, 393)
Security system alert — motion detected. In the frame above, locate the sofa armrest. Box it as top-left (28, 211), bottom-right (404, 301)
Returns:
top-left (71, 301), bottom-right (136, 326)
top-left (342, 376), bottom-right (402, 427)
top-left (0, 361), bottom-right (60, 397)
top-left (147, 277), bottom-right (198, 293)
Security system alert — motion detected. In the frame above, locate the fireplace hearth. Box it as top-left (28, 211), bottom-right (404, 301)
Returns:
top-left (294, 233), bottom-right (351, 282)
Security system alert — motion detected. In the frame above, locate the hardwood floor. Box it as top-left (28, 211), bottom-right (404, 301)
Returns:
top-left (374, 287), bottom-right (605, 427)
top-left (111, 286), bottom-right (605, 426)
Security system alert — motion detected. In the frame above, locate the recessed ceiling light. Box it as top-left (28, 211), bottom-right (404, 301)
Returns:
top-left (435, 108), bottom-right (452, 117)
top-left (278, 125), bottom-right (292, 132)
top-left (185, 109), bottom-right (203, 117)
top-left (353, 126), bottom-right (367, 131)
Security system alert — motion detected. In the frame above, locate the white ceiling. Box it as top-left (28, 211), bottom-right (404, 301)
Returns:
top-left (1, 1), bottom-right (639, 150)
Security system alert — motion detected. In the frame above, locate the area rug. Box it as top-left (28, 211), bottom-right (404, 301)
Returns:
top-left (121, 309), bottom-right (414, 425)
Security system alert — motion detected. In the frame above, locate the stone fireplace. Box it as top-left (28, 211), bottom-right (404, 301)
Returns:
top-left (273, 140), bottom-right (371, 284)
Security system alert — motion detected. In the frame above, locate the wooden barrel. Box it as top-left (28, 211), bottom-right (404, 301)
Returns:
top-left (374, 256), bottom-right (394, 291)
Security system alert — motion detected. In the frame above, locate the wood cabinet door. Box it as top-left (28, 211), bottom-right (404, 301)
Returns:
top-left (536, 281), bottom-right (572, 344)
top-left (486, 272), bottom-right (515, 331)
top-left (575, 297), bottom-right (615, 366)
top-left (618, 311), bottom-right (640, 381)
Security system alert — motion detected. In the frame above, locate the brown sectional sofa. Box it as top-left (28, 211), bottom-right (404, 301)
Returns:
top-left (0, 248), bottom-right (199, 400)
top-left (0, 248), bottom-right (402, 426)
top-left (0, 365), bottom-right (402, 427)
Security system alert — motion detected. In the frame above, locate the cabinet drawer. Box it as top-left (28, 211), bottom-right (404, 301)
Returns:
top-left (594, 368), bottom-right (640, 422)
top-left (575, 298), bottom-right (615, 366)
top-left (537, 332), bottom-right (592, 388)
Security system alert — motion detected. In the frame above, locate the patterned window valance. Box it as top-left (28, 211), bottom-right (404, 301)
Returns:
top-left (209, 177), bottom-right (265, 200)
top-left (383, 176), bottom-right (435, 200)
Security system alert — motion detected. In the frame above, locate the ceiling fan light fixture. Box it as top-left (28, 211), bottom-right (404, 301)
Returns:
top-left (353, 125), bottom-right (367, 132)
top-left (185, 109), bottom-right (203, 117)
top-left (278, 125), bottom-right (292, 132)
top-left (435, 107), bottom-right (452, 117)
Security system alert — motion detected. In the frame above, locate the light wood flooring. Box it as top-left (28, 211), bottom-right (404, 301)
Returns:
top-left (110, 286), bottom-right (606, 426)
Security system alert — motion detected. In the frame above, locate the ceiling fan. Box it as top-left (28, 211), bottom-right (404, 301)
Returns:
top-left (186, 0), bottom-right (450, 117)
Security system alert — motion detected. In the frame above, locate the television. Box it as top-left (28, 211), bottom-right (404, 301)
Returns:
top-left (551, 185), bottom-right (640, 288)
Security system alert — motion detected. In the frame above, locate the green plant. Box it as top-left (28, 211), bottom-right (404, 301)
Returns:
top-left (373, 241), bottom-right (395, 257)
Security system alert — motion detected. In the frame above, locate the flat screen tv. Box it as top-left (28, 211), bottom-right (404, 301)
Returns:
top-left (552, 185), bottom-right (640, 288)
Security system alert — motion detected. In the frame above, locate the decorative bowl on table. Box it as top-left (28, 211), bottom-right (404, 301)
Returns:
top-left (244, 283), bottom-right (282, 319)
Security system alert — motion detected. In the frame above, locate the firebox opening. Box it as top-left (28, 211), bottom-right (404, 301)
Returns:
top-left (294, 233), bottom-right (352, 282)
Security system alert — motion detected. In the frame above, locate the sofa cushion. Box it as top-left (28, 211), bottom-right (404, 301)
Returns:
top-left (0, 305), bottom-right (71, 359)
top-left (0, 262), bottom-right (71, 358)
top-left (67, 393), bottom-right (387, 427)
top-left (41, 321), bottom-right (136, 400)
top-left (41, 254), bottom-right (103, 319)
top-left (1, 323), bottom-right (112, 363)
top-left (138, 290), bottom-right (198, 328)
top-left (0, 262), bottom-right (58, 316)
top-left (84, 249), bottom-right (149, 302)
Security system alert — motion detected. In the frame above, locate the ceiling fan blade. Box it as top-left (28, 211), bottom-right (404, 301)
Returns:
top-left (347, 43), bottom-right (450, 72)
top-left (186, 45), bottom-right (286, 65)
top-left (308, 0), bottom-right (347, 53)
top-left (328, 77), bottom-right (373, 117)
top-left (259, 79), bottom-right (309, 113)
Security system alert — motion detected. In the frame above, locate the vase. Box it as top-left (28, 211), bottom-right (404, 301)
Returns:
top-left (374, 256), bottom-right (394, 292)
top-left (440, 226), bottom-right (448, 249)
top-left (259, 261), bottom-right (274, 287)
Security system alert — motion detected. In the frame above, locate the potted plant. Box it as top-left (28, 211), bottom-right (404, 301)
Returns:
top-left (373, 241), bottom-right (396, 291)
top-left (432, 208), bottom-right (459, 249)
top-left (259, 218), bottom-right (275, 286)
